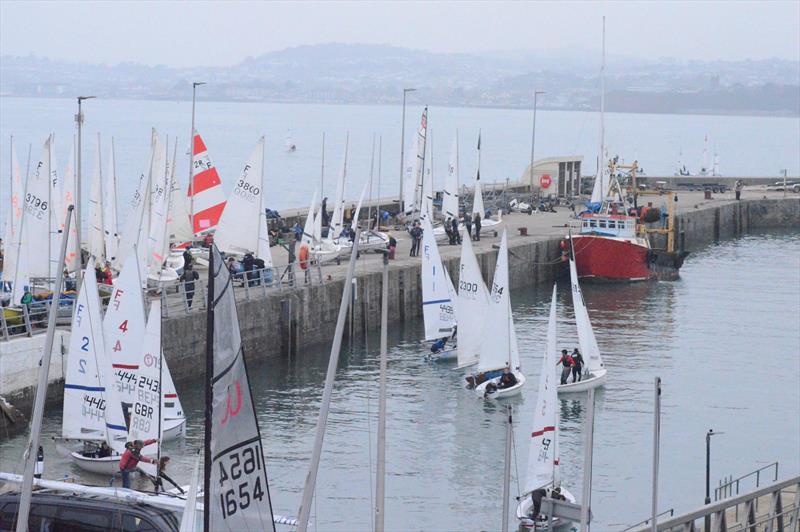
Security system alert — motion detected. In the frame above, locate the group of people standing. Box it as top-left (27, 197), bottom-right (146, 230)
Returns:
top-left (443, 212), bottom-right (483, 245)
top-left (556, 348), bottom-right (585, 385)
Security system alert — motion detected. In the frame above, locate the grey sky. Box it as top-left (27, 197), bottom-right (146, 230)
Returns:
top-left (1, 0), bottom-right (798, 67)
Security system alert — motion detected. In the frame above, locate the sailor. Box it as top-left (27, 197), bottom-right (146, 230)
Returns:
top-left (444, 216), bottom-right (454, 245)
top-left (734, 179), bottom-right (744, 200)
top-left (182, 246), bottom-right (193, 270)
top-left (96, 441), bottom-right (112, 458)
top-left (118, 438), bottom-right (158, 489)
top-left (451, 216), bottom-right (461, 244)
top-left (571, 348), bottom-right (585, 383)
top-left (431, 337), bottom-right (446, 354)
top-left (180, 264), bottom-right (200, 309)
top-left (556, 349), bottom-right (574, 385)
top-left (498, 368), bottom-right (518, 389)
top-left (464, 213), bottom-right (472, 239)
top-left (473, 213), bottom-right (482, 241)
top-left (152, 456), bottom-right (184, 494)
top-left (527, 486), bottom-right (566, 520)
top-left (34, 446), bottom-right (44, 479)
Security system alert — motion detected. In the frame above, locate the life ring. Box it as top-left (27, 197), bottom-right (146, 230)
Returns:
top-left (298, 245), bottom-right (310, 269)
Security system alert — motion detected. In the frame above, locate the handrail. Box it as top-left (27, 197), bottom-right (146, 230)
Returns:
top-left (623, 508), bottom-right (675, 531)
top-left (715, 462), bottom-right (779, 501)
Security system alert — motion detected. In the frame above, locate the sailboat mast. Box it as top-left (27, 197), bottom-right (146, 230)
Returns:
top-left (376, 136), bottom-right (382, 231)
top-left (111, 137), bottom-right (118, 235)
top-left (374, 250), bottom-right (389, 531)
top-left (15, 206), bottom-right (73, 532)
top-left (203, 247), bottom-right (215, 532)
top-left (367, 134), bottom-right (376, 239)
top-left (297, 234), bottom-right (361, 531)
top-left (47, 134), bottom-right (52, 279)
top-left (320, 132), bottom-right (325, 195)
top-left (501, 405), bottom-right (513, 532)
top-left (599, 16), bottom-right (606, 193)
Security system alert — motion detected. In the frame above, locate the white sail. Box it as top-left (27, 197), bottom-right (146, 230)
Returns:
top-left (472, 134), bottom-right (485, 218)
top-left (523, 284), bottom-right (559, 495)
top-left (179, 455), bottom-right (201, 532)
top-left (312, 194), bottom-right (323, 243)
top-left (411, 108), bottom-right (428, 219)
top-left (167, 171), bottom-right (194, 245)
top-left (456, 236), bottom-right (488, 368)
top-left (350, 183), bottom-right (368, 232)
top-left (443, 265), bottom-right (458, 322)
top-left (115, 133), bottom-right (155, 271)
top-left (402, 137), bottom-right (416, 216)
top-left (147, 139), bottom-right (173, 276)
top-left (590, 165), bottom-right (608, 204)
top-left (24, 136), bottom-right (54, 279)
top-left (103, 248), bottom-right (147, 418)
top-left (104, 140), bottom-right (119, 264)
top-left (47, 137), bottom-right (62, 279)
top-left (59, 142), bottom-right (80, 272)
top-left (328, 136), bottom-right (349, 240)
top-left (477, 230), bottom-right (512, 372)
top-left (301, 189), bottom-right (318, 247)
top-left (421, 215), bottom-right (455, 340)
top-left (214, 137), bottom-right (271, 264)
top-left (569, 255), bottom-right (603, 373)
top-left (208, 246), bottom-right (275, 529)
top-left (443, 135), bottom-right (460, 219)
top-left (4, 137), bottom-right (29, 302)
top-left (161, 352), bottom-right (184, 427)
top-left (62, 258), bottom-right (108, 440)
top-left (421, 133), bottom-right (433, 221)
top-left (88, 134), bottom-right (105, 262)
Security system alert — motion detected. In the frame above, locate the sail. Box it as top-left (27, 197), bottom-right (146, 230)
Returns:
top-left (443, 135), bottom-right (460, 219)
top-left (179, 455), bottom-right (201, 532)
top-left (103, 249), bottom-right (148, 421)
top-left (301, 190), bottom-right (318, 247)
top-left (24, 136), bottom-right (53, 279)
top-left (443, 266), bottom-right (458, 322)
top-left (214, 137), bottom-right (271, 266)
top-left (88, 135), bottom-right (105, 262)
top-left (168, 173), bottom-right (194, 245)
top-left (207, 246), bottom-right (275, 530)
top-left (62, 258), bottom-right (107, 440)
top-left (421, 133), bottom-right (433, 221)
top-left (471, 135), bottom-right (485, 218)
top-left (4, 137), bottom-right (29, 302)
top-left (59, 142), bottom-right (80, 272)
top-left (147, 138), bottom-right (173, 276)
top-left (328, 137), bottom-right (349, 239)
top-left (477, 230), bottom-right (512, 372)
top-left (411, 108), bottom-right (428, 219)
top-left (48, 137), bottom-right (62, 279)
top-left (115, 132), bottom-right (155, 272)
top-left (456, 236), bottom-right (488, 368)
top-left (103, 140), bottom-right (119, 264)
top-left (590, 166), bottom-right (607, 204)
top-left (189, 132), bottom-right (227, 235)
top-left (523, 284), bottom-right (558, 495)
top-left (421, 215), bottom-right (455, 340)
top-left (402, 137), bottom-right (416, 216)
top-left (569, 255), bottom-right (603, 373)
top-left (161, 352), bottom-right (184, 426)
top-left (350, 183), bottom-right (368, 232)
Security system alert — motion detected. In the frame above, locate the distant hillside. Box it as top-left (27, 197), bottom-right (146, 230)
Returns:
top-left (1, 43), bottom-right (797, 116)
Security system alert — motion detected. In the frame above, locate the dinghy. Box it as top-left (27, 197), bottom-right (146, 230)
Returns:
top-left (420, 215), bottom-right (457, 362)
top-left (471, 230), bottom-right (526, 398)
top-left (432, 135), bottom-right (461, 239)
top-left (455, 236), bottom-right (487, 369)
top-left (516, 285), bottom-right (576, 527)
top-left (471, 133), bottom-right (503, 229)
top-left (558, 242), bottom-right (608, 393)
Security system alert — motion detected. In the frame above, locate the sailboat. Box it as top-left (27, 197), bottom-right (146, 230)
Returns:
top-left (433, 134), bottom-right (461, 239)
top-left (188, 131), bottom-right (227, 237)
top-left (558, 240), bottom-right (608, 393)
top-left (471, 230), bottom-right (526, 398)
top-left (1, 137), bottom-right (28, 305)
top-left (516, 285), bottom-right (576, 527)
top-left (471, 133), bottom-right (502, 229)
top-left (203, 245), bottom-right (277, 530)
top-left (285, 129), bottom-right (297, 152)
top-left (420, 215), bottom-right (457, 361)
top-left (455, 236), bottom-right (487, 370)
top-left (212, 136), bottom-right (274, 269)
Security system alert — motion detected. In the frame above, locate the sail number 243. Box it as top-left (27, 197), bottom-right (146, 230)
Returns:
top-left (217, 442), bottom-right (266, 519)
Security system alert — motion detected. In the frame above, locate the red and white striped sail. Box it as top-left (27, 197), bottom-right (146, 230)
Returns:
top-left (189, 132), bottom-right (226, 235)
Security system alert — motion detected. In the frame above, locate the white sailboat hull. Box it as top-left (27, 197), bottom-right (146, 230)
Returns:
top-left (557, 367), bottom-right (607, 394)
top-left (163, 416), bottom-right (187, 440)
top-left (426, 347), bottom-right (457, 362)
top-left (69, 452), bottom-right (122, 475)
top-left (475, 370), bottom-right (526, 399)
top-left (515, 486), bottom-right (576, 529)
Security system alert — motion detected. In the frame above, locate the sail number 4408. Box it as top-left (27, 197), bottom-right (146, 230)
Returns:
top-left (217, 443), bottom-right (266, 519)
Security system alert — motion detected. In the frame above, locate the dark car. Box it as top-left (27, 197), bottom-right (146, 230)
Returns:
top-left (0, 491), bottom-right (181, 532)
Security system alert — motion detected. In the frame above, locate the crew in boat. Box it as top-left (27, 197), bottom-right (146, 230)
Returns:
top-left (118, 438), bottom-right (159, 489)
top-left (151, 456), bottom-right (184, 494)
top-left (557, 349), bottom-right (574, 385)
top-left (526, 486), bottom-right (567, 520)
top-left (430, 337), bottom-right (447, 354)
top-left (497, 368), bottom-right (518, 389)
top-left (96, 441), bottom-right (112, 458)
top-left (571, 348), bottom-right (585, 383)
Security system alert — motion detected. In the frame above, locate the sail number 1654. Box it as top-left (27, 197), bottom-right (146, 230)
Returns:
top-left (217, 443), bottom-right (266, 519)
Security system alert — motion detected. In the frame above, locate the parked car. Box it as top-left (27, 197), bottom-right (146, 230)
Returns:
top-left (766, 180), bottom-right (800, 193)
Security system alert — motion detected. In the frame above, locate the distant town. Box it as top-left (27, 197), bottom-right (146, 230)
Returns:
top-left (1, 43), bottom-right (798, 116)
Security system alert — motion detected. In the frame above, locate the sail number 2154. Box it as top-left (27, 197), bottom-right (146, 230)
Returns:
top-left (217, 442), bottom-right (266, 519)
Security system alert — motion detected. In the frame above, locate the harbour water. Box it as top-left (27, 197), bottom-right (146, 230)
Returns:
top-left (1, 96), bottom-right (799, 227)
top-left (1, 229), bottom-right (798, 529)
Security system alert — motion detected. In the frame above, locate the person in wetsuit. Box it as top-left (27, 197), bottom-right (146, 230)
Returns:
top-left (571, 348), bottom-right (585, 383)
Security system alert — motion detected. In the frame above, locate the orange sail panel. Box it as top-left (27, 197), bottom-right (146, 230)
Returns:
top-left (189, 132), bottom-right (227, 235)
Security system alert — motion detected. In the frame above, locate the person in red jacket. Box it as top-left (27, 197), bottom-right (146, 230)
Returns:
top-left (119, 439), bottom-right (158, 488)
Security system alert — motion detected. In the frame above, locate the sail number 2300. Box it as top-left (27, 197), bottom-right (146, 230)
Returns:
top-left (217, 443), bottom-right (266, 519)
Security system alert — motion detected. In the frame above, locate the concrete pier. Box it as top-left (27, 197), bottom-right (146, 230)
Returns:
top-left (1, 191), bottom-right (798, 430)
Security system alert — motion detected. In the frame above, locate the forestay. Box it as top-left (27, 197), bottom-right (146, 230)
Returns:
top-left (208, 246), bottom-right (276, 531)
top-left (569, 254), bottom-right (604, 373)
top-left (523, 285), bottom-right (559, 495)
top-left (477, 230), bottom-right (515, 372)
top-left (421, 215), bottom-right (455, 340)
top-left (456, 236), bottom-right (488, 368)
top-left (62, 258), bottom-right (108, 441)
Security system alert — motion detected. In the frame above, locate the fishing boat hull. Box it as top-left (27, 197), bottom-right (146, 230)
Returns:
top-left (475, 370), bottom-right (526, 399)
top-left (426, 347), bottom-right (457, 362)
top-left (69, 452), bottom-right (122, 475)
top-left (557, 368), bottom-right (607, 394)
top-left (515, 486), bottom-right (577, 529)
top-left (570, 235), bottom-right (686, 281)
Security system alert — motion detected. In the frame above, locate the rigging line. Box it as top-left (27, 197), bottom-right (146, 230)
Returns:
top-left (364, 324), bottom-right (374, 532)
top-left (511, 416), bottom-right (522, 497)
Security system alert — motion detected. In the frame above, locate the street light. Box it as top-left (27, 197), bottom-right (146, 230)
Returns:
top-left (75, 95), bottom-right (96, 277)
top-left (189, 81), bottom-right (206, 237)
top-left (705, 429), bottom-right (723, 531)
top-left (529, 90), bottom-right (545, 192)
top-left (398, 88), bottom-right (416, 215)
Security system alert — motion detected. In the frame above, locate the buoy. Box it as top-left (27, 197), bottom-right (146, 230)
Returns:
top-left (298, 245), bottom-right (310, 270)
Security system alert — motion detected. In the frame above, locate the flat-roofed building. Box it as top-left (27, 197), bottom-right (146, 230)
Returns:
top-left (521, 156), bottom-right (584, 197)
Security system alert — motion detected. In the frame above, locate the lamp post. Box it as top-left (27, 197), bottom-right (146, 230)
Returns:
top-left (781, 169), bottom-right (788, 198)
top-left (189, 81), bottom-right (205, 237)
top-left (75, 95), bottom-right (95, 277)
top-left (705, 429), bottom-right (723, 531)
top-left (398, 88), bottom-right (416, 215)
top-left (529, 90), bottom-right (545, 191)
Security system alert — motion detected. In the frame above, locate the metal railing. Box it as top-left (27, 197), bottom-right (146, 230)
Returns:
top-left (628, 475), bottom-right (800, 532)
top-left (1, 299), bottom-right (76, 340)
top-left (623, 508), bottom-right (675, 531)
top-left (716, 462), bottom-right (780, 501)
